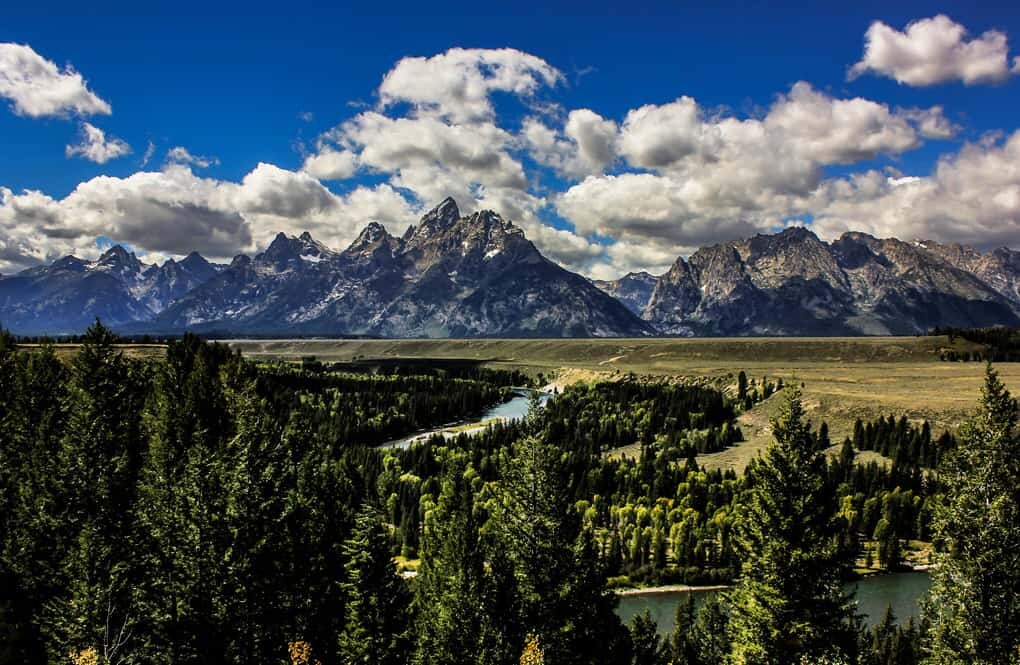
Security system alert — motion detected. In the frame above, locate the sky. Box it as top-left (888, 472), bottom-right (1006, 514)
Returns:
top-left (2, 1), bottom-right (1020, 279)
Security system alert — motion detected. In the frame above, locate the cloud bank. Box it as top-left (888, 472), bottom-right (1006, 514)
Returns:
top-left (4, 34), bottom-right (1020, 279)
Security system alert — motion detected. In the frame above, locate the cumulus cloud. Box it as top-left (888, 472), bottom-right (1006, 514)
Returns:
top-left (301, 146), bottom-right (357, 180)
top-left (557, 82), bottom-right (938, 261)
top-left (65, 122), bottom-right (131, 163)
top-left (0, 163), bottom-right (418, 272)
top-left (166, 146), bottom-right (219, 169)
top-left (849, 15), bottom-right (1018, 86)
top-left (523, 109), bottom-right (618, 178)
top-left (810, 131), bottom-right (1020, 249)
top-left (378, 47), bottom-right (562, 122)
top-left (558, 172), bottom-right (768, 251)
top-left (0, 43), bottom-right (111, 118)
top-left (899, 105), bottom-right (960, 139)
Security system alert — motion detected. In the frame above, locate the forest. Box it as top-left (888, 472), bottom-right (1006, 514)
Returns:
top-left (0, 323), bottom-right (1017, 664)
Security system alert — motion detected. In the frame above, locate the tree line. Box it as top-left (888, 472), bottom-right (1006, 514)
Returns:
top-left (1, 323), bottom-right (1017, 663)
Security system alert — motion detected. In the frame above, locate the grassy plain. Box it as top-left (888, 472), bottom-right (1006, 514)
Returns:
top-left (226, 336), bottom-right (1018, 471)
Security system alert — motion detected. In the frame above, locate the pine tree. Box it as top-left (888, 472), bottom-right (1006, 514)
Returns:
top-left (338, 505), bottom-right (410, 665)
top-left (691, 596), bottom-right (729, 664)
top-left (668, 594), bottom-right (698, 665)
top-left (497, 436), bottom-right (631, 665)
top-left (628, 610), bottom-right (667, 665)
top-left (412, 455), bottom-right (493, 665)
top-left (726, 387), bottom-right (860, 664)
top-left (46, 321), bottom-right (147, 662)
top-left (925, 364), bottom-right (1020, 663)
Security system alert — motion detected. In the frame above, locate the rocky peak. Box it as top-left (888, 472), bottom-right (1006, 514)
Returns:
top-left (94, 245), bottom-right (145, 279)
top-left (52, 255), bottom-right (88, 272)
top-left (742, 226), bottom-right (848, 290)
top-left (347, 221), bottom-right (396, 253)
top-left (230, 254), bottom-right (252, 269)
top-left (179, 251), bottom-right (212, 272)
top-left (261, 231), bottom-right (335, 269)
top-left (403, 197), bottom-right (461, 242)
top-left (592, 271), bottom-right (659, 315)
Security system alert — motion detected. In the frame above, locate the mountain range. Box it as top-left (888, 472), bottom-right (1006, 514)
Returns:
top-left (2, 197), bottom-right (1020, 337)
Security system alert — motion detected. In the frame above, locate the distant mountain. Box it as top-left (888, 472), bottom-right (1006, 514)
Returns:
top-left (0, 246), bottom-right (222, 334)
top-left (591, 272), bottom-right (657, 315)
top-left (6, 199), bottom-right (1020, 337)
top-left (141, 198), bottom-right (652, 337)
top-left (594, 227), bottom-right (1020, 335)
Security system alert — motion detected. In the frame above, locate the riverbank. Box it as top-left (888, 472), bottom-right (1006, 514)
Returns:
top-left (615, 584), bottom-right (730, 597)
top-left (378, 388), bottom-right (550, 450)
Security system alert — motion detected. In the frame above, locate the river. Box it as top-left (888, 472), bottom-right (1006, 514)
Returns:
top-left (378, 388), bottom-right (550, 450)
top-left (616, 571), bottom-right (931, 633)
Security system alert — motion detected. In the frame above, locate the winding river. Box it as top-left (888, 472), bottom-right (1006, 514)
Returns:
top-left (616, 571), bottom-right (932, 633)
top-left (378, 388), bottom-right (550, 450)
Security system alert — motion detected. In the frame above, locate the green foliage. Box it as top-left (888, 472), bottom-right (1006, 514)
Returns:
top-left (925, 364), bottom-right (1020, 664)
top-left (726, 387), bottom-right (861, 664)
top-left (628, 610), bottom-right (667, 665)
top-left (338, 505), bottom-right (410, 665)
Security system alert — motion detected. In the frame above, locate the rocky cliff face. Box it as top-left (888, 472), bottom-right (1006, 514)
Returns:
top-left (598, 228), bottom-right (1020, 335)
top-left (7, 200), bottom-right (1020, 337)
top-left (146, 198), bottom-right (653, 337)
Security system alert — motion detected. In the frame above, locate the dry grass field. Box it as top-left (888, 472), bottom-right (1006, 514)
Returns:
top-left (226, 336), bottom-right (1018, 471)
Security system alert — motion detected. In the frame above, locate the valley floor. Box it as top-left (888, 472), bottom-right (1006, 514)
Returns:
top-left (226, 335), bottom-right (1020, 471)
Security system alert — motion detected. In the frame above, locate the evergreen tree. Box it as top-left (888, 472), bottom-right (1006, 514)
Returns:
top-left (668, 594), bottom-right (698, 665)
top-left (46, 321), bottom-right (147, 662)
top-left (412, 455), bottom-right (494, 665)
top-left (925, 364), bottom-right (1020, 663)
top-left (726, 387), bottom-right (860, 664)
top-left (498, 436), bottom-right (631, 665)
top-left (338, 505), bottom-right (410, 665)
top-left (691, 596), bottom-right (730, 665)
top-left (628, 610), bottom-right (667, 665)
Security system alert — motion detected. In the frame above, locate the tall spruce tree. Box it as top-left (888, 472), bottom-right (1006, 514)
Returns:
top-left (132, 335), bottom-right (234, 663)
top-left (497, 436), bottom-right (631, 665)
top-left (925, 364), bottom-right (1020, 664)
top-left (47, 321), bottom-right (147, 663)
top-left (338, 504), bottom-right (410, 665)
top-left (726, 386), bottom-right (860, 664)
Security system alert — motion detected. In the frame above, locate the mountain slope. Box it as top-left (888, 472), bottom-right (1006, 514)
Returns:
top-left (147, 199), bottom-right (652, 337)
top-left (602, 228), bottom-right (1020, 336)
top-left (8, 199), bottom-right (1020, 337)
top-left (0, 247), bottom-right (222, 334)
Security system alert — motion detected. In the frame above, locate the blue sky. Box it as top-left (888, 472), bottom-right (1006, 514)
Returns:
top-left (2, 1), bottom-right (1020, 278)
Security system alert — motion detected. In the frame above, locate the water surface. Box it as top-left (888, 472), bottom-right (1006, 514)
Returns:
top-left (616, 572), bottom-right (931, 634)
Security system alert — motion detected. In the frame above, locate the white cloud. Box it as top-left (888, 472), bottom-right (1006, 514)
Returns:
top-left (0, 43), bottom-right (111, 118)
top-left (65, 122), bottom-right (131, 163)
top-left (557, 172), bottom-right (769, 251)
top-left (301, 146), bottom-right (357, 180)
top-left (558, 82), bottom-right (935, 266)
top-left (899, 105), bottom-right (959, 139)
top-left (333, 112), bottom-right (526, 189)
top-left (378, 47), bottom-right (562, 122)
top-left (0, 163), bottom-right (418, 272)
top-left (166, 146), bottom-right (219, 169)
top-left (810, 131), bottom-right (1020, 249)
top-left (764, 82), bottom-right (920, 164)
top-left (849, 15), bottom-right (1017, 86)
top-left (522, 109), bottom-right (617, 178)
top-left (140, 141), bottom-right (156, 167)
